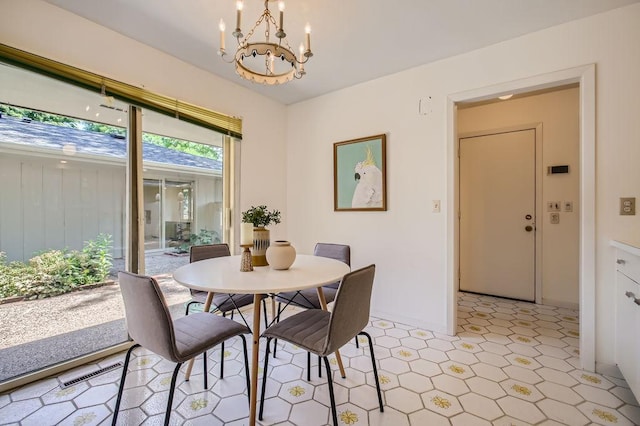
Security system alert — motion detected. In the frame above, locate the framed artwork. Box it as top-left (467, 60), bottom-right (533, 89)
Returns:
top-left (333, 134), bottom-right (387, 211)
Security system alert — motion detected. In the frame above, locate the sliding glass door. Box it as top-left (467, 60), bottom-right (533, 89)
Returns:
top-left (0, 59), bottom-right (230, 387)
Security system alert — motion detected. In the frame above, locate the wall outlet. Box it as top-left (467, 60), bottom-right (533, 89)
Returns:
top-left (550, 212), bottom-right (560, 224)
top-left (620, 197), bottom-right (636, 215)
top-left (547, 201), bottom-right (561, 212)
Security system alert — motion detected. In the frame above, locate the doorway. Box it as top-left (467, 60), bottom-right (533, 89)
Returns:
top-left (459, 128), bottom-right (538, 302)
top-left (446, 64), bottom-right (596, 371)
top-left (143, 179), bottom-right (197, 252)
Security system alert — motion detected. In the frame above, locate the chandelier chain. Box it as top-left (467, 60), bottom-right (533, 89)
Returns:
top-left (242, 13), bottom-right (267, 47)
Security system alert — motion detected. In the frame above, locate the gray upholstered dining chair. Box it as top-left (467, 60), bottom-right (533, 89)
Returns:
top-left (258, 264), bottom-right (383, 425)
top-left (186, 243), bottom-right (267, 378)
top-left (186, 243), bottom-right (254, 316)
top-left (274, 243), bottom-right (350, 311)
top-left (112, 271), bottom-right (250, 426)
top-left (272, 243), bottom-right (351, 364)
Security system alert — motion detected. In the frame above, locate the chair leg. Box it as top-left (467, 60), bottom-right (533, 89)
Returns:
top-left (361, 331), bottom-right (384, 412)
top-left (185, 301), bottom-right (196, 316)
top-left (111, 343), bottom-right (139, 426)
top-left (164, 362), bottom-right (183, 426)
top-left (323, 356), bottom-right (338, 426)
top-left (318, 354), bottom-right (322, 378)
top-left (240, 335), bottom-right (250, 404)
top-left (307, 351), bottom-right (311, 381)
top-left (355, 336), bottom-right (359, 348)
top-left (203, 351), bottom-right (208, 389)
top-left (220, 312), bottom-right (226, 379)
top-left (262, 298), bottom-right (268, 327)
top-left (259, 337), bottom-right (272, 421)
top-left (273, 302), bottom-right (283, 358)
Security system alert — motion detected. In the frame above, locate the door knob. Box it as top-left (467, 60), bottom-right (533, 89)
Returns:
top-left (525, 225), bottom-right (533, 232)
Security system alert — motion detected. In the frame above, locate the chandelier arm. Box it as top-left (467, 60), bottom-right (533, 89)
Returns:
top-left (217, 50), bottom-right (236, 64)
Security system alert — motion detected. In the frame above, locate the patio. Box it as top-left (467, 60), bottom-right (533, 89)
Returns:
top-left (0, 252), bottom-right (191, 383)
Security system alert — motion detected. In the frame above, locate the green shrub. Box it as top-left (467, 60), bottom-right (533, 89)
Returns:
top-left (176, 229), bottom-right (221, 254)
top-left (0, 234), bottom-right (113, 299)
top-left (0, 252), bottom-right (21, 298)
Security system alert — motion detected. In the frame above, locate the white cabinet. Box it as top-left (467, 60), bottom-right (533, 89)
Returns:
top-left (613, 240), bottom-right (640, 400)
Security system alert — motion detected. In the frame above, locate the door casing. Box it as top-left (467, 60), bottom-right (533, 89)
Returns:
top-left (446, 64), bottom-right (596, 372)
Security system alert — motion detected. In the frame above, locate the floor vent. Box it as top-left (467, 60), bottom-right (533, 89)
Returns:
top-left (60, 362), bottom-right (122, 388)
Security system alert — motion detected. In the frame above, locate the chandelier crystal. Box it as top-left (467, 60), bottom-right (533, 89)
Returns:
top-left (218, 0), bottom-right (313, 85)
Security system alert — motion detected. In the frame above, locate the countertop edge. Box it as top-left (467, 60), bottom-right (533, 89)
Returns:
top-left (611, 240), bottom-right (640, 257)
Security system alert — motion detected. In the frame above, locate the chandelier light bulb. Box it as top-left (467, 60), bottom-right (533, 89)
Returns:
top-left (299, 43), bottom-right (305, 72)
top-left (305, 24), bottom-right (312, 55)
top-left (278, 1), bottom-right (285, 31)
top-left (219, 19), bottom-right (226, 51)
top-left (236, 1), bottom-right (243, 31)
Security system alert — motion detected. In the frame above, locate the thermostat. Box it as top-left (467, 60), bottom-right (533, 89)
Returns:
top-left (547, 165), bottom-right (569, 175)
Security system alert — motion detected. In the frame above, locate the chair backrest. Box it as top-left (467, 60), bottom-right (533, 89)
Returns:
top-left (324, 264), bottom-right (375, 354)
top-left (190, 243), bottom-right (231, 263)
top-left (315, 243), bottom-right (350, 289)
top-left (118, 271), bottom-right (179, 362)
top-left (314, 243), bottom-right (350, 265)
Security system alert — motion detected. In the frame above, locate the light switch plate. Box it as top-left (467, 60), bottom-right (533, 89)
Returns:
top-left (564, 201), bottom-right (573, 212)
top-left (620, 197), bottom-right (636, 215)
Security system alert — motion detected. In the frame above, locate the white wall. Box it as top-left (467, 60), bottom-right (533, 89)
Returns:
top-left (458, 87), bottom-right (580, 308)
top-left (286, 4), bottom-right (640, 366)
top-left (0, 0), bottom-right (289, 240)
top-left (0, 152), bottom-right (125, 260)
top-left (3, 0), bottom-right (639, 367)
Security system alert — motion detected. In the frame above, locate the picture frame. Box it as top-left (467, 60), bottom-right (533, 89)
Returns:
top-left (334, 134), bottom-right (387, 211)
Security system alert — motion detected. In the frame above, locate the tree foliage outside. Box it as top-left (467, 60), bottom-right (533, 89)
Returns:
top-left (1, 103), bottom-right (220, 160)
top-left (143, 133), bottom-right (221, 160)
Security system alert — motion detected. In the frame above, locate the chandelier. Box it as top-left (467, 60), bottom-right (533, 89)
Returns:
top-left (218, 0), bottom-right (313, 85)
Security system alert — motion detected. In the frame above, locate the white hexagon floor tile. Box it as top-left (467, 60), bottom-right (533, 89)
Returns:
top-left (2, 292), bottom-right (639, 426)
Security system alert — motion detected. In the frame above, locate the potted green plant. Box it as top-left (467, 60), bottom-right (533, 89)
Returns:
top-left (241, 205), bottom-right (281, 266)
top-left (241, 205), bottom-right (281, 228)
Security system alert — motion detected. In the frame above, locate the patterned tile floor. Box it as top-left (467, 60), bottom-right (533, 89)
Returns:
top-left (1, 292), bottom-right (639, 425)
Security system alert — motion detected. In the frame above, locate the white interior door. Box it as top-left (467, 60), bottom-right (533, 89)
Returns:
top-left (459, 129), bottom-right (536, 301)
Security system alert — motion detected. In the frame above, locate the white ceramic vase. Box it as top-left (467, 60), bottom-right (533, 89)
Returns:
top-left (266, 240), bottom-right (296, 270)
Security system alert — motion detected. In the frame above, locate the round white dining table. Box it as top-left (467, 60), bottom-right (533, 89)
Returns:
top-left (173, 254), bottom-right (351, 426)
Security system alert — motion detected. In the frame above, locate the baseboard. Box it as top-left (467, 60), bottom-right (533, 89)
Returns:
top-left (596, 362), bottom-right (624, 379)
top-left (541, 298), bottom-right (579, 310)
top-left (370, 308), bottom-right (448, 335)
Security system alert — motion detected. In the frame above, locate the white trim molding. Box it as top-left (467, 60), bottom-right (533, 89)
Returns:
top-left (446, 64), bottom-right (597, 372)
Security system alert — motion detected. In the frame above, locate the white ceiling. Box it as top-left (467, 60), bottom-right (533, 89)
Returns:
top-left (43, 0), bottom-right (638, 105)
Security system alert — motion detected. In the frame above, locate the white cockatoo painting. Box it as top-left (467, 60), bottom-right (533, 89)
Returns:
top-left (351, 146), bottom-right (383, 208)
